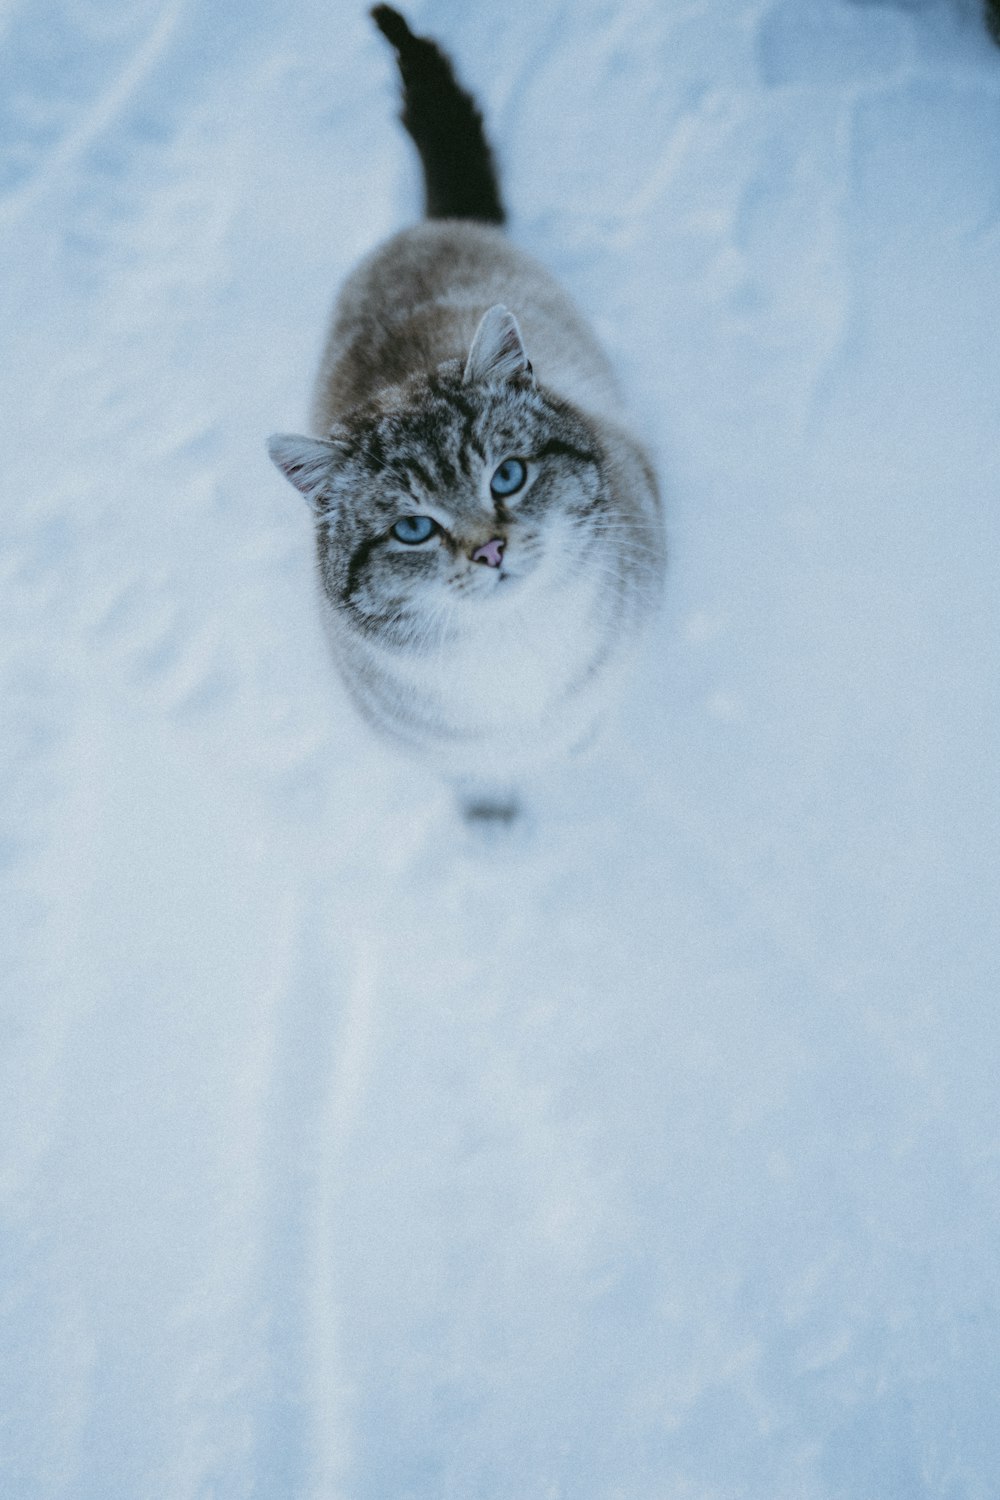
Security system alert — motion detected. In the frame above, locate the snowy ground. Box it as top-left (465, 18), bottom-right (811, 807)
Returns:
top-left (3, 0), bottom-right (1000, 1495)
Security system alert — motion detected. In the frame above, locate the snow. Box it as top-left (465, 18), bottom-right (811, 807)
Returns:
top-left (3, 0), bottom-right (1000, 1495)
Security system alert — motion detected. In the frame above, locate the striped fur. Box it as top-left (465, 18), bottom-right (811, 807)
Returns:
top-left (268, 12), bottom-right (665, 814)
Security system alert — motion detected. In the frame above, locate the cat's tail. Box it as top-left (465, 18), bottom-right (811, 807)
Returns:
top-left (371, 6), bottom-right (505, 227)
top-left (987, 0), bottom-right (1000, 47)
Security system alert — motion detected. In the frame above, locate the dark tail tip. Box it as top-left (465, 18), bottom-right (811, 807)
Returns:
top-left (371, 4), bottom-right (412, 52)
top-left (370, 6), bottom-right (506, 227)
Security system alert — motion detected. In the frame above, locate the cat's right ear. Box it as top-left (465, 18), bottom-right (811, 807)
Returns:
top-left (464, 305), bottom-right (533, 386)
top-left (267, 434), bottom-right (339, 511)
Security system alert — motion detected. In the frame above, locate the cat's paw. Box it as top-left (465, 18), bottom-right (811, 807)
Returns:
top-left (454, 784), bottom-right (533, 849)
top-left (460, 793), bottom-right (521, 826)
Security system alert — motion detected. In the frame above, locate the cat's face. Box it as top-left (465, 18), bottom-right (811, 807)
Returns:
top-left (270, 309), bottom-right (611, 651)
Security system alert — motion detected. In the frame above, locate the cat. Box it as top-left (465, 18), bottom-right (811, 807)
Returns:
top-left (268, 6), bottom-right (665, 822)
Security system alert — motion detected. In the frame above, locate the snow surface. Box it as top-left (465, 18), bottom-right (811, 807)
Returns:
top-left (3, 0), bottom-right (1000, 1495)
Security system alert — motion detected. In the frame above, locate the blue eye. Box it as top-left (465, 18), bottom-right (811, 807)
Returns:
top-left (490, 457), bottom-right (528, 498)
top-left (391, 515), bottom-right (436, 544)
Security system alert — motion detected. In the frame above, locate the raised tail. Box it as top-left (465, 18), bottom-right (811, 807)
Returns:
top-left (371, 6), bottom-right (505, 226)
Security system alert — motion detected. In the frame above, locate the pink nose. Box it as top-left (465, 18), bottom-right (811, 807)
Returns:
top-left (471, 537), bottom-right (505, 568)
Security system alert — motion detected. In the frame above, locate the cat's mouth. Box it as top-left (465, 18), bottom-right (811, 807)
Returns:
top-left (462, 565), bottom-right (521, 602)
top-left (462, 554), bottom-right (534, 598)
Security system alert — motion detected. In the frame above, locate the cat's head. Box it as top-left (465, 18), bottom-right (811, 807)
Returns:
top-left (268, 305), bottom-right (613, 648)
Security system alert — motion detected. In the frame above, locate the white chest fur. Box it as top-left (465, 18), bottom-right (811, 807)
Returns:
top-left (330, 558), bottom-right (618, 780)
top-left (420, 572), bottom-right (602, 726)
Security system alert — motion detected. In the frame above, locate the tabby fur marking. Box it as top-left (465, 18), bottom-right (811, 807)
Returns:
top-left (268, 6), bottom-right (666, 819)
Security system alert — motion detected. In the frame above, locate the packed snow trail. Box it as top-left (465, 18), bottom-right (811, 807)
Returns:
top-left (2, 1), bottom-right (1000, 1496)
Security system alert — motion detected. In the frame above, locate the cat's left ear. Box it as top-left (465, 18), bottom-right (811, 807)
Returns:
top-left (267, 433), bottom-right (340, 511)
top-left (463, 305), bottom-right (533, 386)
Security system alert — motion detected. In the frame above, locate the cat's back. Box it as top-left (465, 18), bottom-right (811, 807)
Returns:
top-left (311, 220), bottom-right (625, 432)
